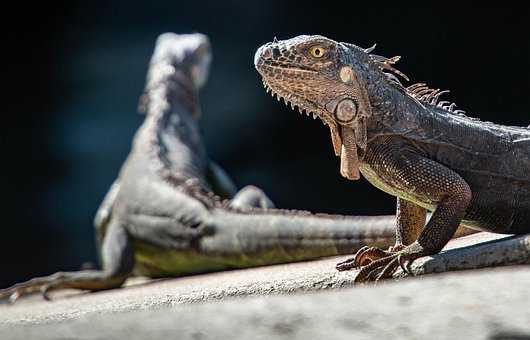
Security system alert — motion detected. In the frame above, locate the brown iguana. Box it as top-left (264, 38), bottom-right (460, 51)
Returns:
top-left (0, 33), bottom-right (400, 302)
top-left (254, 35), bottom-right (530, 283)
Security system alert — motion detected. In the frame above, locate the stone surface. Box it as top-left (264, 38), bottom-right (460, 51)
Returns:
top-left (0, 232), bottom-right (529, 339)
top-left (1, 268), bottom-right (529, 340)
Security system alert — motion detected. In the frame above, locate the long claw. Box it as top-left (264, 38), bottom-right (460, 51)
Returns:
top-left (354, 246), bottom-right (389, 267)
top-left (354, 256), bottom-right (396, 285)
top-left (398, 254), bottom-right (409, 274)
top-left (354, 246), bottom-right (370, 258)
top-left (41, 285), bottom-right (52, 301)
top-left (8, 292), bottom-right (20, 304)
top-left (336, 245), bottom-right (373, 271)
top-left (388, 244), bottom-right (405, 253)
top-left (375, 257), bottom-right (400, 282)
top-left (336, 257), bottom-right (356, 271)
top-left (367, 267), bottom-right (384, 282)
top-left (336, 245), bottom-right (398, 273)
top-left (398, 254), bottom-right (417, 276)
top-left (345, 242), bottom-right (427, 284)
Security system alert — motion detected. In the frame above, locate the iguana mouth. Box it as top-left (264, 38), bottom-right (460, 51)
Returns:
top-left (261, 63), bottom-right (317, 73)
top-left (261, 79), bottom-right (326, 123)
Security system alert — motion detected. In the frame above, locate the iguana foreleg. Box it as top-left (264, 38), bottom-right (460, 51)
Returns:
top-left (336, 198), bottom-right (425, 270)
top-left (207, 161), bottom-right (238, 199)
top-left (337, 142), bottom-right (471, 283)
top-left (394, 198), bottom-right (427, 247)
top-left (208, 160), bottom-right (275, 210)
top-left (229, 185), bottom-right (276, 210)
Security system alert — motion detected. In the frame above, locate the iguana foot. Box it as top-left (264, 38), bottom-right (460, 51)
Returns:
top-left (0, 271), bottom-right (126, 303)
top-left (336, 243), bottom-right (424, 284)
top-left (335, 244), bottom-right (405, 271)
top-left (0, 273), bottom-right (64, 303)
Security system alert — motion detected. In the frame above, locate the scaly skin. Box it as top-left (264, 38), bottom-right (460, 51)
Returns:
top-left (0, 33), bottom-right (398, 303)
top-left (254, 35), bottom-right (530, 283)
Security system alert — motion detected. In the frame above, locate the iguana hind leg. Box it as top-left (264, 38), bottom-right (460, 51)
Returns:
top-left (94, 180), bottom-right (120, 265)
top-left (0, 220), bottom-right (133, 302)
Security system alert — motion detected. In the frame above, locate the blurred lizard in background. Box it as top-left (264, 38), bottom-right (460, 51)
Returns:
top-left (255, 34), bottom-right (530, 283)
top-left (0, 33), bottom-right (401, 302)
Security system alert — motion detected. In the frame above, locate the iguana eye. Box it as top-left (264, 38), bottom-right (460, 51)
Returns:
top-left (309, 46), bottom-right (326, 58)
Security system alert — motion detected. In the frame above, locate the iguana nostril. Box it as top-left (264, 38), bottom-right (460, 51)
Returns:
top-left (254, 46), bottom-right (272, 66)
top-left (254, 45), bottom-right (283, 67)
top-left (262, 46), bottom-right (273, 59)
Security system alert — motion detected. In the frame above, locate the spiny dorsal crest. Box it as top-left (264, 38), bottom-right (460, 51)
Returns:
top-left (406, 83), bottom-right (465, 115)
top-left (367, 49), bottom-right (410, 82)
top-left (365, 44), bottom-right (465, 115)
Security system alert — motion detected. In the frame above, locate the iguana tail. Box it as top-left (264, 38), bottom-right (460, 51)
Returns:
top-left (199, 210), bottom-right (395, 267)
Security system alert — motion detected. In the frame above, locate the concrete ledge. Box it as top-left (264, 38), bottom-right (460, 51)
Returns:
top-left (396, 232), bottom-right (530, 277)
top-left (0, 232), bottom-right (529, 339)
top-left (1, 267), bottom-right (529, 339)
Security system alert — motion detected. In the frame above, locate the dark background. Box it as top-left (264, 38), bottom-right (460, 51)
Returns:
top-left (2, 3), bottom-right (528, 287)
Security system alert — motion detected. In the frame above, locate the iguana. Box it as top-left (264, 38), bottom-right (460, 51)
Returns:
top-left (0, 33), bottom-right (399, 302)
top-left (254, 35), bottom-right (530, 283)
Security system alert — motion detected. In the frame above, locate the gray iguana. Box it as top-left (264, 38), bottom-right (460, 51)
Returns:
top-left (254, 35), bottom-right (530, 283)
top-left (0, 33), bottom-right (398, 302)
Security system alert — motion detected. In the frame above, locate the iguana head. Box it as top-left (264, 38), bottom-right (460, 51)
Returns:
top-left (152, 33), bottom-right (212, 90)
top-left (254, 35), bottom-right (403, 180)
top-left (141, 33), bottom-right (212, 118)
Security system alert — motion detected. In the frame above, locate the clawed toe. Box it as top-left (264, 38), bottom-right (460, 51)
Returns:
top-left (1, 284), bottom-right (46, 304)
top-left (354, 255), bottom-right (399, 285)
top-left (41, 284), bottom-right (53, 301)
top-left (398, 254), bottom-right (414, 275)
top-left (336, 257), bottom-right (356, 271)
top-left (1, 288), bottom-right (26, 304)
top-left (354, 246), bottom-right (392, 267)
top-left (374, 257), bottom-right (401, 282)
top-left (354, 249), bottom-right (422, 284)
top-left (336, 242), bottom-right (426, 285)
top-left (7, 291), bottom-right (20, 304)
top-left (335, 246), bottom-right (394, 272)
top-left (0, 275), bottom-right (63, 303)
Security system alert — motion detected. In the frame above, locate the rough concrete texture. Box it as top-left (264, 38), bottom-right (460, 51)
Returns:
top-left (1, 268), bottom-right (529, 340)
top-left (396, 232), bottom-right (530, 277)
top-left (0, 232), bottom-right (529, 339)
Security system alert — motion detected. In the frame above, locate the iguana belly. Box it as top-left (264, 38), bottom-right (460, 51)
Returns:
top-left (359, 164), bottom-right (530, 234)
top-left (132, 241), bottom-right (234, 277)
top-left (131, 239), bottom-right (335, 278)
top-left (359, 164), bottom-right (437, 212)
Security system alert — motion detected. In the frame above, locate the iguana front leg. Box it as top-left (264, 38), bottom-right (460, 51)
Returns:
top-left (337, 198), bottom-right (426, 270)
top-left (208, 161), bottom-right (275, 210)
top-left (229, 185), bottom-right (276, 210)
top-left (394, 198), bottom-right (427, 247)
top-left (337, 144), bottom-right (472, 283)
top-left (207, 161), bottom-right (238, 199)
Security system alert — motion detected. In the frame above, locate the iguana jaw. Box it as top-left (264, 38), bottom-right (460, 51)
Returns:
top-left (261, 78), bottom-right (324, 122)
top-left (260, 75), bottom-right (361, 180)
